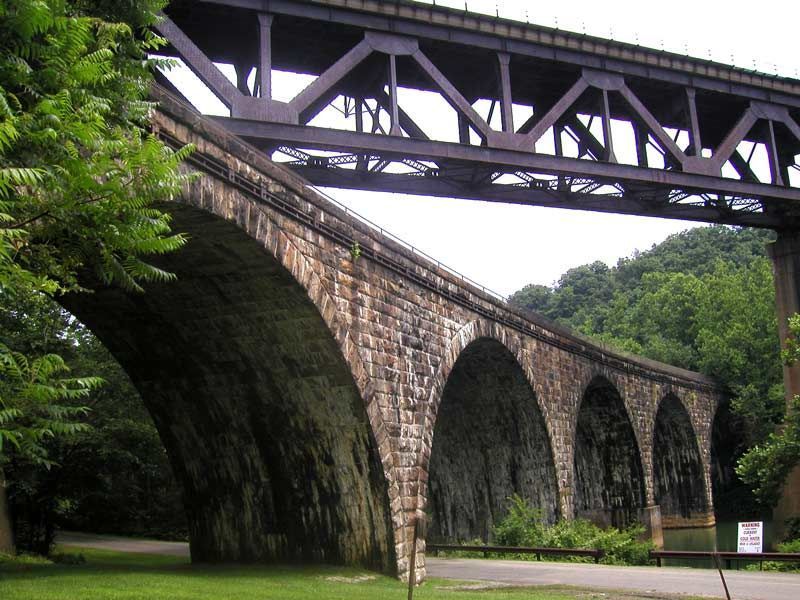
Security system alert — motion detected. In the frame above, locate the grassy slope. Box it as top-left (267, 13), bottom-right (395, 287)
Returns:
top-left (0, 547), bottom-right (589, 600)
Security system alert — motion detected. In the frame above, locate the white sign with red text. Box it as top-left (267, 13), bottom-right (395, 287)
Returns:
top-left (737, 521), bottom-right (763, 553)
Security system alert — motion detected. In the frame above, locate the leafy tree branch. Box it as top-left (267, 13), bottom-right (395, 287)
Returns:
top-left (0, 0), bottom-right (195, 552)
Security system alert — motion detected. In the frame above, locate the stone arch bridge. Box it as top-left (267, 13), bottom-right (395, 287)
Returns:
top-left (64, 88), bottom-right (726, 580)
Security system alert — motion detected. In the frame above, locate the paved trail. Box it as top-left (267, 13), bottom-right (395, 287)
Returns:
top-left (58, 531), bottom-right (189, 557)
top-left (57, 532), bottom-right (800, 600)
top-left (427, 557), bottom-right (800, 600)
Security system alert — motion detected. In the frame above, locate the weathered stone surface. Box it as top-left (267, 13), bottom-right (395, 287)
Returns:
top-left (64, 87), bottom-right (727, 580)
top-left (428, 338), bottom-right (558, 542)
top-left (653, 395), bottom-right (711, 528)
top-left (574, 377), bottom-right (646, 528)
top-left (63, 210), bottom-right (394, 571)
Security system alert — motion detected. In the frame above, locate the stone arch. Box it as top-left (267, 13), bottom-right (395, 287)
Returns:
top-left (424, 320), bottom-right (555, 440)
top-left (652, 394), bottom-right (709, 527)
top-left (62, 198), bottom-right (396, 572)
top-left (423, 321), bottom-right (559, 543)
top-left (573, 375), bottom-right (646, 528)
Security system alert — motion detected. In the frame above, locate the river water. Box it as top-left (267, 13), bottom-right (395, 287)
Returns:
top-left (662, 520), bottom-right (775, 568)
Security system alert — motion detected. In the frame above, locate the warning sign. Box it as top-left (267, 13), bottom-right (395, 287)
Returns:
top-left (737, 521), bottom-right (763, 553)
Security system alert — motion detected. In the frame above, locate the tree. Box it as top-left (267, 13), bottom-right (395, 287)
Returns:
top-left (0, 346), bottom-right (98, 470)
top-left (0, 343), bottom-right (101, 554)
top-left (737, 315), bottom-right (800, 507)
top-left (597, 271), bottom-right (702, 368)
top-left (0, 0), bottom-right (191, 297)
top-left (0, 0), bottom-right (192, 553)
top-left (509, 283), bottom-right (553, 317)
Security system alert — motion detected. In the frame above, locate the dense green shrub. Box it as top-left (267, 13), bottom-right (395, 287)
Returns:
top-left (777, 538), bottom-right (800, 553)
top-left (492, 494), bottom-right (546, 547)
top-left (750, 537), bottom-right (800, 573)
top-left (492, 495), bottom-right (654, 565)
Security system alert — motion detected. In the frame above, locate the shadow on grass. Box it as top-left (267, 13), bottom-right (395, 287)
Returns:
top-left (0, 547), bottom-right (703, 600)
top-left (3, 546), bottom-right (386, 577)
top-left (1, 547), bottom-right (429, 599)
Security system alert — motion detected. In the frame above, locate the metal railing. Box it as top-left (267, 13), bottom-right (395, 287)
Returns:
top-left (427, 543), bottom-right (605, 563)
top-left (307, 184), bottom-right (508, 302)
top-left (650, 549), bottom-right (800, 569)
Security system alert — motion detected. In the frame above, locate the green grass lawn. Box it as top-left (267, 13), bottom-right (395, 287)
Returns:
top-left (0, 547), bottom-right (696, 600)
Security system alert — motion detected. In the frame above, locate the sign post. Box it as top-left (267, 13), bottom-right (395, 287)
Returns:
top-left (737, 521), bottom-right (763, 553)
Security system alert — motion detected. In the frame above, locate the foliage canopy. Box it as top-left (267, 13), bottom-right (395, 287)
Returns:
top-left (509, 225), bottom-right (784, 510)
top-left (0, 0), bottom-right (194, 552)
top-left (0, 0), bottom-right (192, 463)
top-left (736, 315), bottom-right (800, 506)
top-left (1, 291), bottom-right (186, 552)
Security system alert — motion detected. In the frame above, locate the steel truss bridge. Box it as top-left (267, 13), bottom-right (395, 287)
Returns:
top-left (157, 0), bottom-right (800, 229)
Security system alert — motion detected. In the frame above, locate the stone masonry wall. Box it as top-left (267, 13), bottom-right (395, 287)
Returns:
top-left (88, 86), bottom-right (726, 580)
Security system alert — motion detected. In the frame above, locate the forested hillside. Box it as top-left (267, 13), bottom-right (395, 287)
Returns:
top-left (510, 225), bottom-right (782, 515)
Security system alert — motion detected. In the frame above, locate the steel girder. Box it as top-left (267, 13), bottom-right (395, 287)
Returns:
top-left (158, 0), bottom-right (800, 229)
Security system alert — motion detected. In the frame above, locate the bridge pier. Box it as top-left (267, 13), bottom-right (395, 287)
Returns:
top-left (641, 505), bottom-right (664, 549)
top-left (767, 233), bottom-right (800, 537)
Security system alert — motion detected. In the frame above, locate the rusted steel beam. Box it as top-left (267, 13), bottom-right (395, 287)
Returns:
top-left (284, 165), bottom-right (785, 229)
top-left (214, 116), bottom-right (800, 204)
top-left (185, 0), bottom-right (800, 107)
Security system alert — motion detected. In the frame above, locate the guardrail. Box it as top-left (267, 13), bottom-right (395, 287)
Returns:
top-left (650, 550), bottom-right (800, 568)
top-left (306, 185), bottom-right (509, 302)
top-left (427, 543), bottom-right (605, 563)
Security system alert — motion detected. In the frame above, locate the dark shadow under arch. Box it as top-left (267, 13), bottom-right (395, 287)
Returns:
top-left (573, 376), bottom-right (645, 528)
top-left (427, 337), bottom-right (558, 543)
top-left (653, 395), bottom-right (708, 525)
top-left (710, 401), bottom-right (753, 520)
top-left (61, 204), bottom-right (395, 572)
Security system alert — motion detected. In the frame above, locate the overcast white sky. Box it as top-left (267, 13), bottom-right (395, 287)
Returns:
top-left (164, 0), bottom-right (799, 297)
